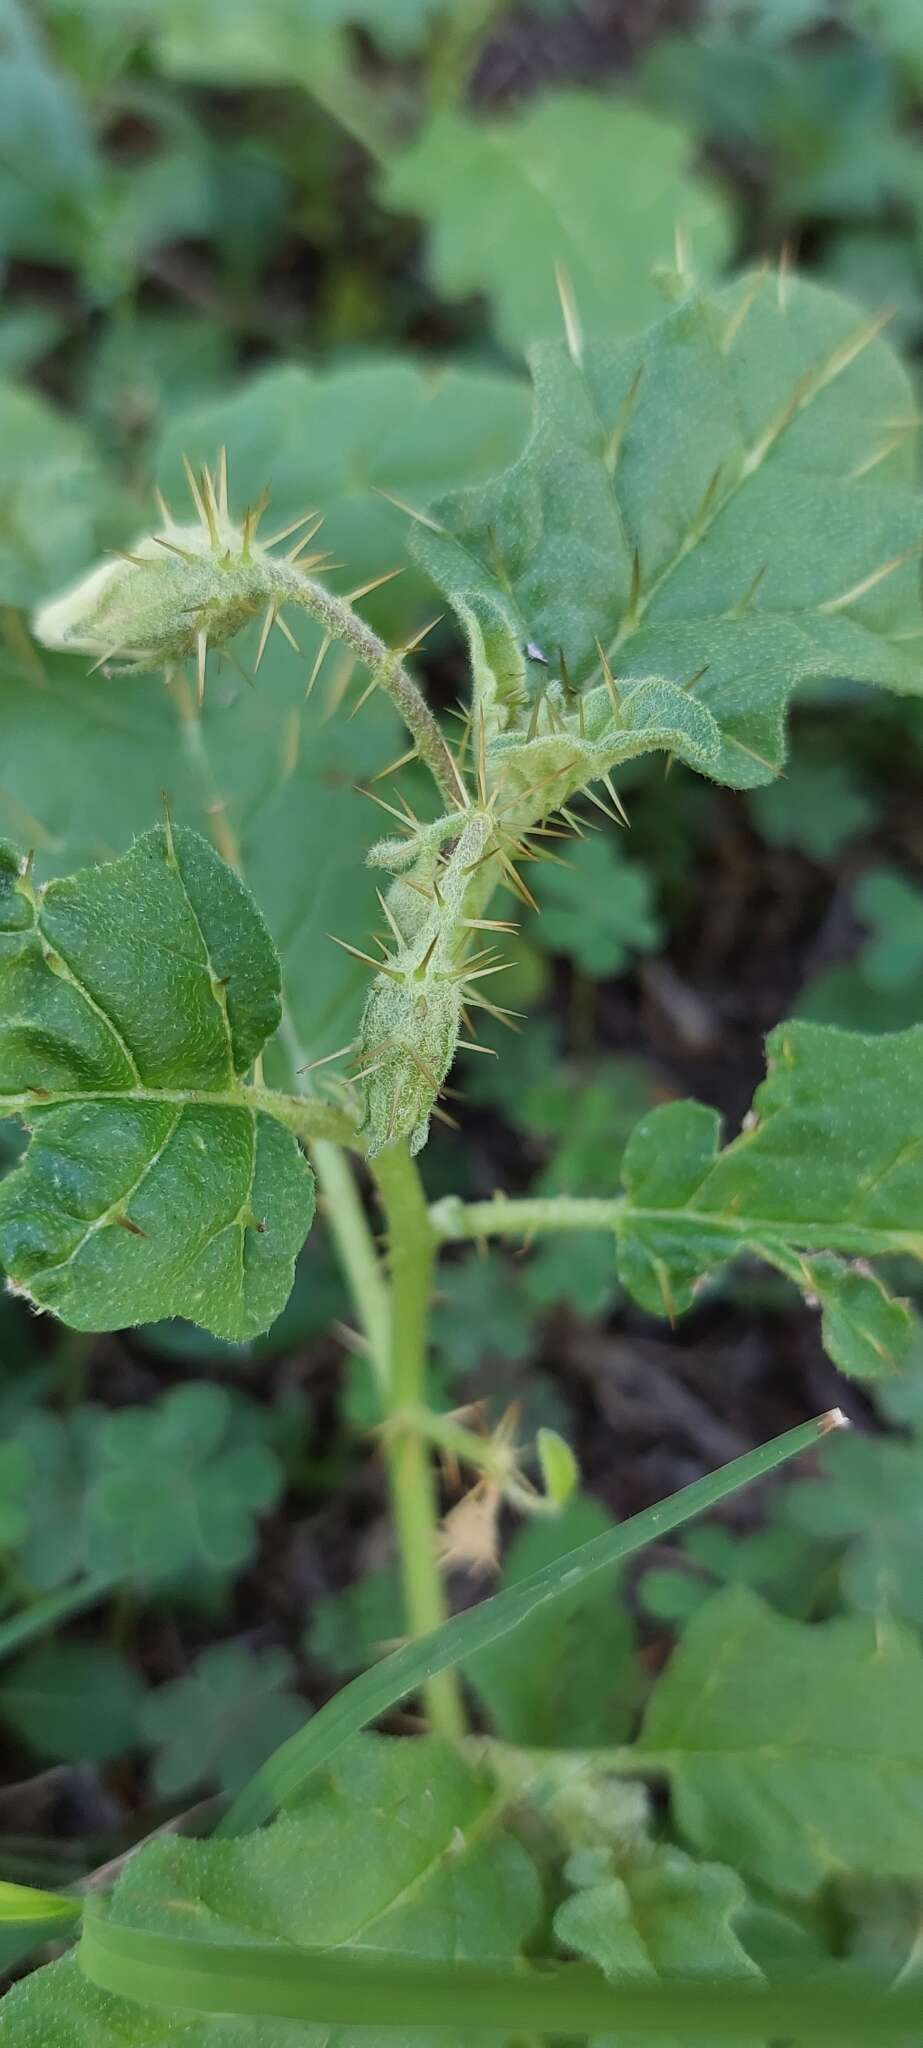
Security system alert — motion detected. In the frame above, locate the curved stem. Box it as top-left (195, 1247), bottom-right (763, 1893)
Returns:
top-left (283, 572), bottom-right (463, 810)
top-left (370, 1141), bottom-right (465, 1740)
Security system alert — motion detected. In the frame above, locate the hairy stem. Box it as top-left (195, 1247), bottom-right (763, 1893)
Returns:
top-left (246, 1084), bottom-right (358, 1148)
top-left (430, 1193), bottom-right (623, 1242)
top-left (283, 571), bottom-right (462, 809)
top-left (371, 1140), bottom-right (465, 1740)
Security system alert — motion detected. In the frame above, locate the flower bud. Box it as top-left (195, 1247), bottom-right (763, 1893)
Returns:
top-left (33, 517), bottom-right (274, 675)
top-left (355, 812), bottom-right (494, 1157)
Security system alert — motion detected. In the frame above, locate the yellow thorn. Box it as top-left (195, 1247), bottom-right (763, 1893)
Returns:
top-left (818, 544), bottom-right (923, 615)
top-left (196, 629), bottom-right (208, 706)
top-left (399, 613), bottom-right (445, 657)
top-left (305, 633), bottom-right (331, 699)
top-left (554, 260), bottom-right (583, 365)
top-left (182, 454), bottom-right (209, 532)
top-left (342, 566), bottom-right (404, 604)
top-left (254, 606), bottom-right (276, 673)
top-left (217, 445), bottom-right (229, 518)
top-left (154, 486), bottom-right (173, 528)
top-left (263, 510), bottom-right (320, 551)
top-left (371, 744), bottom-right (419, 783)
top-left (274, 611), bottom-right (300, 654)
top-left (372, 486), bottom-right (444, 533)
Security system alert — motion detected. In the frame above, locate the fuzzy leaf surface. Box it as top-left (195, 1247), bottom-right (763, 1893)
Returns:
top-left (416, 273), bottom-right (923, 792)
top-left (2, 1733), bottom-right (540, 2044)
top-left (381, 94), bottom-right (732, 355)
top-left (635, 1585), bottom-right (923, 1897)
top-left (0, 827), bottom-right (314, 1337)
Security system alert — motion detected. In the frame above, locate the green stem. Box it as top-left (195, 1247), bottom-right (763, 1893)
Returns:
top-left (387, 1402), bottom-right (514, 1485)
top-left (312, 1139), bottom-right (390, 1400)
top-left (431, 1193), bottom-right (622, 1242)
top-left (247, 1084), bottom-right (357, 1149)
top-left (370, 1141), bottom-right (465, 1740)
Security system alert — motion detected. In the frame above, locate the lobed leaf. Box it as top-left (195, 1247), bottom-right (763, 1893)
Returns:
top-left (381, 93), bottom-right (733, 355)
top-left (416, 272), bottom-right (923, 793)
top-left (615, 1019), bottom-right (923, 1373)
top-left (0, 826), bottom-right (315, 1338)
top-left (2, 1733), bottom-right (540, 2045)
top-left (635, 1585), bottom-right (923, 1897)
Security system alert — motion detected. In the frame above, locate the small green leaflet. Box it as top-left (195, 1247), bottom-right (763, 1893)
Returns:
top-left (615, 1018), bottom-right (921, 1373)
top-left (381, 93), bottom-right (733, 356)
top-left (85, 1384), bottom-right (283, 1580)
top-left (415, 272), bottom-right (923, 794)
top-left (140, 1641), bottom-right (307, 1797)
top-left (556, 1840), bottom-right (760, 1985)
top-left (635, 1585), bottom-right (923, 1898)
top-left (0, 826), bottom-right (315, 1338)
top-left (532, 832), bottom-right (661, 978)
top-left (0, 1641), bottom-right (145, 1764)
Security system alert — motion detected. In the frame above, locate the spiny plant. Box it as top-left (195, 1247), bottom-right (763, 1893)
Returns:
top-left (4, 264), bottom-right (923, 2034)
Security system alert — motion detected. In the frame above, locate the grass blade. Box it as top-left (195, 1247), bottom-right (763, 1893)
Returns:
top-left (222, 1410), bottom-right (843, 1834)
top-left (78, 1911), bottom-right (923, 2041)
top-left (0, 1881), bottom-right (79, 1927)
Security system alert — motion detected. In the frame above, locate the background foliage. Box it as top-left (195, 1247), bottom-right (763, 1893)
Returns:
top-left (2, 0), bottom-right (923, 2024)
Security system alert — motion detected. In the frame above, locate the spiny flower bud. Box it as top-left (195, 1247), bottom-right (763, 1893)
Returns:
top-left (31, 455), bottom-right (329, 689)
top-left (354, 812), bottom-right (495, 1157)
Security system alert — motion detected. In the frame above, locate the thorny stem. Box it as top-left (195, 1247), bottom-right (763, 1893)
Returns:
top-left (285, 573), bottom-right (461, 810)
top-left (370, 1140), bottom-right (466, 1740)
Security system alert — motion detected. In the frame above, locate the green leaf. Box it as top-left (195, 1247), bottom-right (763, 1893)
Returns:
top-left (3, 1732), bottom-right (540, 2042)
top-left (0, 1640), bottom-right (145, 1763)
top-left (0, 825), bottom-right (315, 1338)
top-left (853, 867), bottom-right (923, 989)
top-left (464, 1496), bottom-right (637, 1749)
top-left (0, 1439), bottom-right (30, 1550)
top-left (533, 832), bottom-right (661, 978)
top-left (140, 1641), bottom-right (307, 1797)
top-left (614, 1019), bottom-right (923, 1372)
top-left (416, 272), bottom-right (923, 794)
top-left (307, 1563), bottom-right (404, 1679)
top-left (1, 357), bottom-right (528, 1072)
top-left (381, 94), bottom-right (732, 357)
top-left (782, 1430), bottom-right (923, 1629)
top-left (220, 1413), bottom-right (841, 1835)
top-left (156, 357), bottom-right (531, 641)
top-left (556, 1841), bottom-right (760, 1985)
top-left (748, 754), bottom-right (875, 860)
top-left (11, 1407), bottom-right (106, 1590)
top-left (0, 381), bottom-right (111, 609)
top-left (85, 1383), bottom-right (283, 1580)
top-left (635, 1584), bottom-right (923, 1897)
